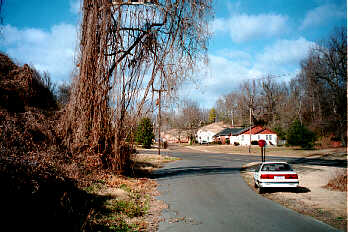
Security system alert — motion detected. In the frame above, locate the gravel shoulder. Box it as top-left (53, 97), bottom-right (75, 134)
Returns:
top-left (131, 150), bottom-right (180, 231)
top-left (241, 162), bottom-right (347, 231)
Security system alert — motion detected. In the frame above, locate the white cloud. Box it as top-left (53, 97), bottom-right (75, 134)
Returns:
top-left (180, 54), bottom-right (253, 108)
top-left (256, 37), bottom-right (315, 66)
top-left (209, 18), bottom-right (227, 34)
top-left (69, 0), bottom-right (81, 15)
top-left (300, 4), bottom-right (345, 30)
top-left (1, 24), bottom-right (78, 82)
top-left (184, 37), bottom-right (315, 108)
top-left (213, 13), bottom-right (288, 43)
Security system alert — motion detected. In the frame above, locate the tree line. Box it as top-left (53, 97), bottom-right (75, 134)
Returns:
top-left (162, 27), bottom-right (346, 147)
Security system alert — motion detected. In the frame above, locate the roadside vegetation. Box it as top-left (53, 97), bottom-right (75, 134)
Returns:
top-left (135, 118), bottom-right (155, 149)
top-left (325, 169), bottom-right (347, 192)
top-left (0, 52), bottom-right (175, 231)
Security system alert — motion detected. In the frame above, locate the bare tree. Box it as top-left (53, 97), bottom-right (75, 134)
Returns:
top-left (178, 99), bottom-right (202, 142)
top-left (61, 0), bottom-right (213, 171)
top-left (299, 27), bottom-right (347, 145)
top-left (258, 75), bottom-right (289, 127)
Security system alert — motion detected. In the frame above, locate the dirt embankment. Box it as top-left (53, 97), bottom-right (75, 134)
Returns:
top-left (0, 53), bottom-right (172, 231)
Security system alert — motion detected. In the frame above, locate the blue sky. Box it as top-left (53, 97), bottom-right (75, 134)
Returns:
top-left (0, 0), bottom-right (346, 108)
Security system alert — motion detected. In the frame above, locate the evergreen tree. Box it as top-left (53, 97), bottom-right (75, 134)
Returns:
top-left (209, 108), bottom-right (217, 123)
top-left (287, 120), bottom-right (316, 149)
top-left (135, 117), bottom-right (155, 149)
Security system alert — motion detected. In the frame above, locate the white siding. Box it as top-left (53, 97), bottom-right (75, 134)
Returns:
top-left (230, 134), bottom-right (278, 146)
top-left (197, 130), bottom-right (215, 143)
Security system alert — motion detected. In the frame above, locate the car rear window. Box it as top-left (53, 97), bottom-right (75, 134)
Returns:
top-left (261, 163), bottom-right (293, 171)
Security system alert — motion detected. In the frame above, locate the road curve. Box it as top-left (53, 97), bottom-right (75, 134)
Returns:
top-left (152, 145), bottom-right (339, 232)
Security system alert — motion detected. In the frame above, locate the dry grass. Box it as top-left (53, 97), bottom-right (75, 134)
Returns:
top-left (325, 169), bottom-right (347, 192)
top-left (132, 153), bottom-right (180, 175)
top-left (85, 174), bottom-right (167, 231)
top-left (189, 144), bottom-right (347, 159)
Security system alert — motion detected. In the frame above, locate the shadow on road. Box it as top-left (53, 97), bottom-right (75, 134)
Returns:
top-left (150, 166), bottom-right (240, 179)
top-left (261, 186), bottom-right (311, 194)
top-left (288, 157), bottom-right (347, 168)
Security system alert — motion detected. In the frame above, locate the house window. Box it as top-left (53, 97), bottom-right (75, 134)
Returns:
top-left (269, 135), bottom-right (272, 140)
top-left (241, 135), bottom-right (244, 141)
top-left (266, 135), bottom-right (269, 140)
top-left (258, 135), bottom-right (260, 140)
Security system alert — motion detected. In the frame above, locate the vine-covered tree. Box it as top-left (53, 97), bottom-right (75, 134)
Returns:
top-left (61, 0), bottom-right (213, 171)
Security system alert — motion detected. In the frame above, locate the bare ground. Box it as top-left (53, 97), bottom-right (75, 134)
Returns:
top-left (82, 150), bottom-right (179, 231)
top-left (188, 144), bottom-right (347, 159)
top-left (241, 162), bottom-right (347, 231)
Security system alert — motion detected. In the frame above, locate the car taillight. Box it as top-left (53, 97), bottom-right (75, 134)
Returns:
top-left (260, 174), bottom-right (274, 179)
top-left (285, 174), bottom-right (298, 179)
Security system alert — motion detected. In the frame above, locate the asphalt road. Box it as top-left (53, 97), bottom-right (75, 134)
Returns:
top-left (151, 145), bottom-right (341, 232)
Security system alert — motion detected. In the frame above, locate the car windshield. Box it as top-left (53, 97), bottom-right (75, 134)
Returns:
top-left (261, 163), bottom-right (293, 172)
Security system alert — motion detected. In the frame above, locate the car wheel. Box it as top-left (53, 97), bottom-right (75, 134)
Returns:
top-left (259, 187), bottom-right (265, 194)
top-left (254, 181), bottom-right (258, 188)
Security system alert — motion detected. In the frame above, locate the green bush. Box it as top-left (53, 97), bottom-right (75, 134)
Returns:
top-left (287, 120), bottom-right (316, 149)
top-left (273, 126), bottom-right (287, 140)
top-left (135, 117), bottom-right (154, 149)
top-left (234, 142), bottom-right (240, 146)
top-left (251, 140), bottom-right (258, 145)
top-left (163, 141), bottom-right (168, 149)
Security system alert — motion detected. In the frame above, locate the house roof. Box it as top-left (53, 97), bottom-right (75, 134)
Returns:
top-left (162, 129), bottom-right (189, 139)
top-left (198, 122), bottom-right (229, 134)
top-left (240, 126), bottom-right (277, 135)
top-left (214, 127), bottom-right (245, 137)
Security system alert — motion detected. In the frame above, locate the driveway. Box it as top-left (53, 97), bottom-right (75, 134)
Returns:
top-left (151, 145), bottom-right (340, 232)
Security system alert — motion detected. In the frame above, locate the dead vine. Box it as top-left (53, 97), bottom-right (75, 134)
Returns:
top-left (61, 0), bottom-right (213, 172)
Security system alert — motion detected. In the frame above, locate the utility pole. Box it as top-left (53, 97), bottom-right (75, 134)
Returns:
top-left (153, 86), bottom-right (167, 156)
top-left (248, 97), bottom-right (253, 153)
top-left (231, 109), bottom-right (234, 128)
top-left (249, 107), bottom-right (252, 153)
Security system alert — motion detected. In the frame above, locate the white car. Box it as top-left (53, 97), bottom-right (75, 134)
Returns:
top-left (253, 162), bottom-right (299, 193)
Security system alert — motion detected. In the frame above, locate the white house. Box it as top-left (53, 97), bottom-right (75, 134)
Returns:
top-left (230, 126), bottom-right (278, 146)
top-left (213, 127), bottom-right (245, 144)
top-left (196, 122), bottom-right (229, 144)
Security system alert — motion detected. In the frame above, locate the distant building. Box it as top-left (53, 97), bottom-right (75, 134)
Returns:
top-left (213, 127), bottom-right (245, 144)
top-left (196, 122), bottom-right (229, 144)
top-left (230, 126), bottom-right (277, 146)
top-left (162, 129), bottom-right (189, 143)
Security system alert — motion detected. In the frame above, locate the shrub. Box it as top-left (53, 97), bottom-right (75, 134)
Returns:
top-left (287, 120), bottom-right (316, 149)
top-left (56, 82), bottom-right (71, 107)
top-left (234, 142), bottom-right (240, 146)
top-left (0, 54), bottom-right (58, 112)
top-left (273, 126), bottom-right (286, 140)
top-left (135, 117), bottom-right (154, 149)
top-left (251, 140), bottom-right (258, 145)
top-left (225, 138), bottom-right (230, 144)
top-left (325, 169), bottom-right (347, 192)
top-left (163, 141), bottom-right (168, 149)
